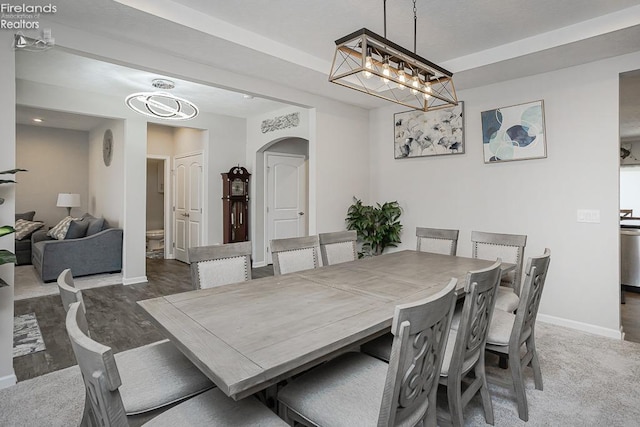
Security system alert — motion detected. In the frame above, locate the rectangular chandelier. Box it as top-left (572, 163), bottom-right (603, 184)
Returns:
top-left (329, 28), bottom-right (458, 112)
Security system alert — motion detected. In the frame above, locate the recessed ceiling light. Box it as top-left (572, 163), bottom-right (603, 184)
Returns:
top-left (243, 94), bottom-right (254, 99)
top-left (33, 118), bottom-right (43, 123)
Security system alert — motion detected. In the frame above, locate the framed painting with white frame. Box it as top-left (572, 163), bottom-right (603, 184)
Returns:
top-left (481, 100), bottom-right (546, 163)
top-left (394, 102), bottom-right (464, 159)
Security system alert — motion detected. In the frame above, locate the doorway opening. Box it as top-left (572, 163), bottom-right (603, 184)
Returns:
top-left (146, 156), bottom-right (169, 259)
top-left (255, 137), bottom-right (309, 266)
top-left (619, 69), bottom-right (640, 343)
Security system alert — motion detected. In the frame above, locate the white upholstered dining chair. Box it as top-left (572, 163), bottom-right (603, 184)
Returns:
top-left (57, 269), bottom-right (213, 418)
top-left (188, 241), bottom-right (252, 290)
top-left (270, 235), bottom-right (322, 276)
top-left (416, 226), bottom-right (460, 256)
top-left (486, 249), bottom-right (551, 422)
top-left (277, 278), bottom-right (458, 427)
top-left (318, 230), bottom-right (357, 265)
top-left (472, 230), bottom-right (527, 313)
top-left (65, 301), bottom-right (288, 427)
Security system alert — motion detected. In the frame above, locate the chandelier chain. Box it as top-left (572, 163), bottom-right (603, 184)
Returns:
top-left (413, 0), bottom-right (417, 53)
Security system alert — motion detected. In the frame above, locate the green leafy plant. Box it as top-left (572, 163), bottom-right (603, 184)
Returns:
top-left (0, 169), bottom-right (27, 270)
top-left (346, 197), bottom-right (403, 257)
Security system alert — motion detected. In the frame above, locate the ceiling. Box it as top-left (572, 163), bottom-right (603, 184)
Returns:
top-left (16, 0), bottom-right (640, 134)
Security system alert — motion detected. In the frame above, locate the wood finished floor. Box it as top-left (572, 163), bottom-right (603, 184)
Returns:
top-left (13, 258), bottom-right (274, 381)
top-left (621, 287), bottom-right (640, 343)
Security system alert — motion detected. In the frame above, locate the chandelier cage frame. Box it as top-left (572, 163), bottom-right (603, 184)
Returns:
top-left (329, 5), bottom-right (458, 112)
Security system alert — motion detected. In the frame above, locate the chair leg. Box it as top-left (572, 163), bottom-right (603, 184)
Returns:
top-left (527, 336), bottom-right (543, 391)
top-left (80, 393), bottom-right (95, 427)
top-left (498, 355), bottom-right (509, 369)
top-left (510, 351), bottom-right (529, 422)
top-left (447, 376), bottom-right (464, 427)
top-left (476, 362), bottom-right (495, 425)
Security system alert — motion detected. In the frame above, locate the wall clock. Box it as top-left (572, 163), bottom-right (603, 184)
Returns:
top-left (103, 129), bottom-right (113, 166)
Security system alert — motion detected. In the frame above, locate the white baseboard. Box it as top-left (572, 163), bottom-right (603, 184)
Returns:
top-left (123, 276), bottom-right (148, 286)
top-left (0, 372), bottom-right (17, 390)
top-left (252, 261), bottom-right (267, 268)
top-left (538, 314), bottom-right (623, 340)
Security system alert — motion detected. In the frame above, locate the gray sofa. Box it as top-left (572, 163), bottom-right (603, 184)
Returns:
top-left (31, 215), bottom-right (123, 282)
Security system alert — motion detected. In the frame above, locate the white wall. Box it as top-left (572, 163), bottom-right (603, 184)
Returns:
top-left (370, 51), bottom-right (640, 338)
top-left (16, 125), bottom-right (89, 226)
top-left (89, 120), bottom-right (125, 227)
top-left (0, 32), bottom-right (17, 389)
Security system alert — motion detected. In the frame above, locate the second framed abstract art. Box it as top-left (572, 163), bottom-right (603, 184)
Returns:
top-left (481, 100), bottom-right (546, 163)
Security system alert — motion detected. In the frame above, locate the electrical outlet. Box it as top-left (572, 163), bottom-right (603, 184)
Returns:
top-left (577, 209), bottom-right (601, 223)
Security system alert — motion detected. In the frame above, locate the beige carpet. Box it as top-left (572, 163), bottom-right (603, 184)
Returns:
top-left (14, 265), bottom-right (122, 301)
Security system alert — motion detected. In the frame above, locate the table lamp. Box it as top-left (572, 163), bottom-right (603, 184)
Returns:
top-left (57, 193), bottom-right (81, 216)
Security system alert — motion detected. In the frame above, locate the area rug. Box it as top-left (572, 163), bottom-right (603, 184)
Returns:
top-left (13, 313), bottom-right (46, 358)
top-left (14, 265), bottom-right (123, 301)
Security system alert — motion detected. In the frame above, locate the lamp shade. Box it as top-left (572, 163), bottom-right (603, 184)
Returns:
top-left (56, 193), bottom-right (81, 208)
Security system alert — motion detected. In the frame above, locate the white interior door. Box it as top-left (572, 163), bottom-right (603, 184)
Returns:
top-left (174, 153), bottom-right (203, 263)
top-left (266, 153), bottom-right (307, 264)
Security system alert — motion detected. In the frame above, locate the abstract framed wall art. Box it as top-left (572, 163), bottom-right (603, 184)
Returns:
top-left (481, 100), bottom-right (546, 163)
top-left (394, 102), bottom-right (464, 159)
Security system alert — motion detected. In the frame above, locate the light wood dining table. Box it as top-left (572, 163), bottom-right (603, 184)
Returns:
top-left (138, 250), bottom-right (513, 400)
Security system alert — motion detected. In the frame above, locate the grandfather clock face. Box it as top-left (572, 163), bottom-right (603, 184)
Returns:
top-left (231, 178), bottom-right (245, 196)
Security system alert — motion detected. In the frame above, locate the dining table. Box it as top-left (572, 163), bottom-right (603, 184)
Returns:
top-left (137, 249), bottom-right (513, 401)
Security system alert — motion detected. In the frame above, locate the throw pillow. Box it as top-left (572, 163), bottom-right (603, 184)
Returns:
top-left (14, 219), bottom-right (44, 240)
top-left (15, 211), bottom-right (36, 222)
top-left (48, 216), bottom-right (80, 240)
top-left (65, 219), bottom-right (90, 239)
top-left (86, 217), bottom-right (105, 236)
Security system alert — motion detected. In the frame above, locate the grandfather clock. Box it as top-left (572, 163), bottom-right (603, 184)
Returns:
top-left (222, 166), bottom-right (251, 243)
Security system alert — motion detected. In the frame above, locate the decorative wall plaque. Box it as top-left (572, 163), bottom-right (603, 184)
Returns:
top-left (261, 112), bottom-right (300, 134)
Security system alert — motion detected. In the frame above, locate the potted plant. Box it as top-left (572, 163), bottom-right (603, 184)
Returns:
top-left (0, 169), bottom-right (26, 286)
top-left (346, 197), bottom-right (403, 257)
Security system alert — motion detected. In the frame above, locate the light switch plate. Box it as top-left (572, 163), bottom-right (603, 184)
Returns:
top-left (577, 209), bottom-right (601, 223)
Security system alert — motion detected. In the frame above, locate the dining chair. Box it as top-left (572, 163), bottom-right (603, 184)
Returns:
top-left (270, 235), bottom-right (322, 276)
top-left (318, 230), bottom-right (357, 265)
top-left (472, 230), bottom-right (527, 312)
top-left (57, 269), bottom-right (214, 418)
top-left (485, 249), bottom-right (551, 422)
top-left (416, 226), bottom-right (459, 256)
top-left (437, 259), bottom-right (502, 427)
top-left (64, 301), bottom-right (288, 427)
top-left (360, 261), bottom-right (502, 427)
top-left (277, 278), bottom-right (458, 427)
top-left (188, 241), bottom-right (252, 290)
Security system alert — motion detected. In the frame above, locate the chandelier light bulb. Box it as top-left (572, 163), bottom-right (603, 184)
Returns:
top-left (364, 50), bottom-right (373, 79)
top-left (423, 83), bottom-right (432, 99)
top-left (397, 62), bottom-right (406, 90)
top-left (411, 75), bottom-right (420, 95)
top-left (381, 60), bottom-right (390, 84)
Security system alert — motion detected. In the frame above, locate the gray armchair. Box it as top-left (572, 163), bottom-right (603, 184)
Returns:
top-left (31, 225), bottom-right (123, 282)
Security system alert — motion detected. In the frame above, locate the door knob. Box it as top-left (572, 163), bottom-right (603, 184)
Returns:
top-left (298, 212), bottom-right (304, 216)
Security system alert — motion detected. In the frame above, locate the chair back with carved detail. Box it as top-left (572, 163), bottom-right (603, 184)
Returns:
top-left (471, 231), bottom-right (527, 295)
top-left (270, 235), bottom-right (321, 276)
top-left (512, 249), bottom-right (551, 346)
top-left (57, 269), bottom-right (90, 336)
top-left (416, 227), bottom-right (459, 256)
top-left (66, 301), bottom-right (129, 427)
top-left (438, 259), bottom-right (502, 426)
top-left (319, 230), bottom-right (357, 266)
top-left (188, 241), bottom-right (252, 290)
top-left (377, 278), bottom-right (457, 426)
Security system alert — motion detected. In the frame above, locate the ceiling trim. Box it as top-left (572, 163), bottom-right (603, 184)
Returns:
top-left (113, 0), bottom-right (331, 74)
top-left (441, 4), bottom-right (640, 72)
